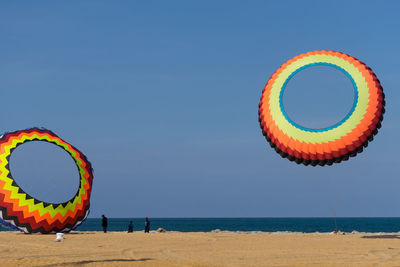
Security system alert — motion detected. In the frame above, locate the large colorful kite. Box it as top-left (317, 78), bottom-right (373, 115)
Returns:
top-left (0, 128), bottom-right (93, 233)
top-left (258, 50), bottom-right (385, 166)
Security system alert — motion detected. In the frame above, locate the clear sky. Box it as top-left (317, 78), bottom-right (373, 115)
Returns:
top-left (1, 1), bottom-right (400, 218)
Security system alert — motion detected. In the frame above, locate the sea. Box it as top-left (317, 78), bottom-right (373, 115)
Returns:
top-left (2, 218), bottom-right (400, 233)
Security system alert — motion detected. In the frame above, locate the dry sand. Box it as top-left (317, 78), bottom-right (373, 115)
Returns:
top-left (1, 231), bottom-right (400, 266)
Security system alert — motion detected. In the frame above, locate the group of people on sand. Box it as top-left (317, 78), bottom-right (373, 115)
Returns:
top-left (101, 215), bottom-right (151, 233)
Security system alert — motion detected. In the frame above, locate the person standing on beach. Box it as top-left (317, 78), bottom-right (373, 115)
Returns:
top-left (144, 216), bottom-right (150, 233)
top-left (128, 221), bottom-right (133, 233)
top-left (102, 214), bottom-right (108, 233)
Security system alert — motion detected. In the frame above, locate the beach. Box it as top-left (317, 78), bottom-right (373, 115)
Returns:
top-left (1, 231), bottom-right (400, 266)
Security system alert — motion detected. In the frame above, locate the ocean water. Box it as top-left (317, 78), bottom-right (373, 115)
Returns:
top-left (2, 218), bottom-right (400, 233)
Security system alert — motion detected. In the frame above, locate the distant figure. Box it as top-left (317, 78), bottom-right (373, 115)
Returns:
top-left (128, 220), bottom-right (133, 233)
top-left (102, 214), bottom-right (108, 233)
top-left (144, 216), bottom-right (150, 233)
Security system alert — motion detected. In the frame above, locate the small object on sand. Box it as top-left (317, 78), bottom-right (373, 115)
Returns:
top-left (55, 233), bottom-right (65, 242)
top-left (330, 231), bottom-right (345, 235)
top-left (156, 228), bottom-right (166, 233)
top-left (212, 229), bottom-right (221, 233)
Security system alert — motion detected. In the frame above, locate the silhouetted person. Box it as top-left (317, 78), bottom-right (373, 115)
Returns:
top-left (102, 214), bottom-right (108, 233)
top-left (128, 220), bottom-right (133, 233)
top-left (144, 216), bottom-right (150, 233)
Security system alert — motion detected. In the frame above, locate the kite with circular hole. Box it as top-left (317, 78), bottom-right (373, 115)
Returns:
top-left (258, 50), bottom-right (385, 166)
top-left (0, 128), bottom-right (93, 233)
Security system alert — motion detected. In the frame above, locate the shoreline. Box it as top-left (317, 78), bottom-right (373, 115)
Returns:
top-left (19, 217), bottom-right (399, 234)
top-left (2, 229), bottom-right (400, 235)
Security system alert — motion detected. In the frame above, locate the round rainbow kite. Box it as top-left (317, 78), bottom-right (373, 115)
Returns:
top-left (0, 128), bottom-right (93, 233)
top-left (258, 50), bottom-right (385, 166)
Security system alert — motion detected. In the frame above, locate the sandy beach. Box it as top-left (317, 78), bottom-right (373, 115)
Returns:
top-left (0, 231), bottom-right (400, 266)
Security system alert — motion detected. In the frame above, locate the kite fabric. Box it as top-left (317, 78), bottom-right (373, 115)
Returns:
top-left (258, 50), bottom-right (385, 166)
top-left (0, 128), bottom-right (93, 233)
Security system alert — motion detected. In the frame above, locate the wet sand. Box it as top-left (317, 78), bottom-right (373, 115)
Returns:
top-left (1, 231), bottom-right (400, 266)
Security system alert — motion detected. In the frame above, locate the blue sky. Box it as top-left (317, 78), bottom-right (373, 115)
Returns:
top-left (1, 1), bottom-right (400, 218)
